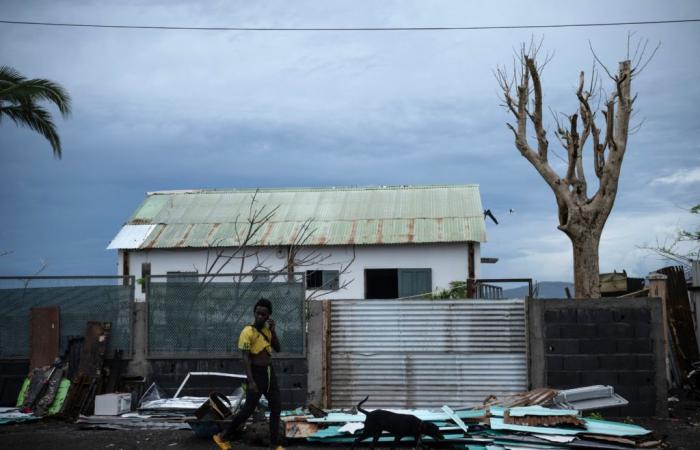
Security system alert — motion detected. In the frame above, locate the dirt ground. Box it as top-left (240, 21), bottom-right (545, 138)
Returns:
top-left (630, 396), bottom-right (700, 450)
top-left (1, 398), bottom-right (699, 450)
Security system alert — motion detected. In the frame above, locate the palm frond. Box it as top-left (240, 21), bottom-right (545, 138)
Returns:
top-left (0, 66), bottom-right (71, 157)
top-left (1, 104), bottom-right (63, 158)
top-left (0, 66), bottom-right (24, 84)
top-left (0, 79), bottom-right (71, 116)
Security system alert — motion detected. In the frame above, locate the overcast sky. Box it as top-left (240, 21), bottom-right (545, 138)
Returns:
top-left (1, 0), bottom-right (698, 283)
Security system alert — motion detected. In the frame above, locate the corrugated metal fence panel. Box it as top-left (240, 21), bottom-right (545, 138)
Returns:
top-left (330, 299), bottom-right (527, 409)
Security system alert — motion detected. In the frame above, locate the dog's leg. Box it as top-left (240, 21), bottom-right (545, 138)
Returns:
top-left (415, 435), bottom-right (423, 450)
top-left (368, 432), bottom-right (381, 450)
top-left (390, 435), bottom-right (402, 450)
top-left (351, 430), bottom-right (369, 450)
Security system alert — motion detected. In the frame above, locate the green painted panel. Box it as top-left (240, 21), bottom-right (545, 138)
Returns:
top-left (398, 268), bottom-right (432, 298)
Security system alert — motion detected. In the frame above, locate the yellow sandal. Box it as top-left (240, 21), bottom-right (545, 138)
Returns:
top-left (212, 433), bottom-right (232, 450)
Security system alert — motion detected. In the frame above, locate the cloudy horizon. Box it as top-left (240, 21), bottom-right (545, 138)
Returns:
top-left (1, 1), bottom-right (698, 284)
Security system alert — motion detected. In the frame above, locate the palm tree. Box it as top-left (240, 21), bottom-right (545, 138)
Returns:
top-left (0, 66), bottom-right (71, 158)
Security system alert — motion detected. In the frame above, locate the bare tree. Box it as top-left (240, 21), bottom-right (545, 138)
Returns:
top-left (496, 37), bottom-right (657, 298)
top-left (643, 204), bottom-right (700, 270)
top-left (199, 190), bottom-right (355, 301)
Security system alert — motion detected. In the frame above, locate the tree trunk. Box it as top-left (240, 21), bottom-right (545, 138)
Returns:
top-left (570, 229), bottom-right (602, 298)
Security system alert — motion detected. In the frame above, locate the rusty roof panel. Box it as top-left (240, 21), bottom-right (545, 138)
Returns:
top-left (114, 185), bottom-right (486, 249)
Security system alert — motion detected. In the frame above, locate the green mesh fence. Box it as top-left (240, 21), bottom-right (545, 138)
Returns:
top-left (147, 281), bottom-right (305, 355)
top-left (0, 284), bottom-right (133, 358)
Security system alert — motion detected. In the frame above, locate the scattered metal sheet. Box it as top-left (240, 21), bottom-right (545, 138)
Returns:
top-left (531, 434), bottom-right (576, 443)
top-left (552, 385), bottom-right (628, 411)
top-left (488, 432), bottom-right (563, 446)
top-left (500, 446), bottom-right (561, 450)
top-left (139, 396), bottom-right (244, 416)
top-left (491, 416), bottom-right (650, 438)
top-left (504, 411), bottom-right (583, 427)
top-left (0, 408), bottom-right (39, 425)
top-left (577, 433), bottom-right (638, 446)
top-left (503, 406), bottom-right (583, 427)
top-left (478, 388), bottom-right (558, 409)
top-left (337, 422), bottom-right (364, 434)
top-left (137, 373), bottom-right (248, 416)
top-left (582, 419), bottom-right (651, 437)
top-left (490, 417), bottom-right (581, 436)
top-left (284, 420), bottom-right (319, 438)
top-left (567, 439), bottom-right (638, 450)
top-left (508, 406), bottom-right (581, 417)
top-left (76, 414), bottom-right (190, 430)
top-left (308, 403), bottom-right (327, 417)
top-left (173, 372), bottom-right (246, 398)
top-left (442, 405), bottom-right (469, 433)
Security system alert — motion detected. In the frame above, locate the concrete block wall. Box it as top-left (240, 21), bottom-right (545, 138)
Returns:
top-left (0, 360), bottom-right (29, 406)
top-left (528, 298), bottom-right (666, 417)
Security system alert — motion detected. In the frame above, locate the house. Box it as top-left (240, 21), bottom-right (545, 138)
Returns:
top-left (107, 185), bottom-right (487, 300)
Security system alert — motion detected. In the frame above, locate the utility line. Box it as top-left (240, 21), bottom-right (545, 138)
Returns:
top-left (0, 18), bottom-right (699, 32)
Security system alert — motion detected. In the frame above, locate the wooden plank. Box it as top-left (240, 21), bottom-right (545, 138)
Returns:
top-left (659, 266), bottom-right (700, 378)
top-left (30, 306), bottom-right (60, 370)
top-left (323, 301), bottom-right (331, 409)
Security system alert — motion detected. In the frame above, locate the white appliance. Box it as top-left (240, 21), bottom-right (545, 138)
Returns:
top-left (94, 393), bottom-right (132, 415)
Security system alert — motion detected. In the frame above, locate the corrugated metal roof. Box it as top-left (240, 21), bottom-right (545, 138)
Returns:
top-left (112, 185), bottom-right (486, 249)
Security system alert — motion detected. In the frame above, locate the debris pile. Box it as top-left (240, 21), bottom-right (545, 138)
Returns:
top-left (76, 372), bottom-right (250, 432)
top-left (0, 321), bottom-right (116, 425)
top-left (279, 389), bottom-right (662, 449)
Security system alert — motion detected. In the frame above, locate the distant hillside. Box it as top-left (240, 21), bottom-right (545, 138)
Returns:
top-left (502, 281), bottom-right (574, 299)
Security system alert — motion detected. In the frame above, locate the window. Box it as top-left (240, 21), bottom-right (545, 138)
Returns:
top-left (364, 268), bottom-right (432, 299)
top-left (140, 263), bottom-right (151, 293)
top-left (306, 270), bottom-right (340, 290)
top-left (251, 269), bottom-right (270, 283)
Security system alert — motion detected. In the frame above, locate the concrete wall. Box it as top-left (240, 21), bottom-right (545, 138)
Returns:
top-left (306, 300), bottom-right (326, 407)
top-left (119, 243), bottom-right (479, 301)
top-left (528, 297), bottom-right (667, 417)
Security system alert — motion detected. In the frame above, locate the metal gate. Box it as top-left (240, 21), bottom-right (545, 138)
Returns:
top-left (329, 298), bottom-right (527, 408)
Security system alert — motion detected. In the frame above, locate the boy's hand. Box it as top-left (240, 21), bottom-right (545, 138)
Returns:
top-left (248, 381), bottom-right (259, 394)
top-left (267, 318), bottom-right (276, 332)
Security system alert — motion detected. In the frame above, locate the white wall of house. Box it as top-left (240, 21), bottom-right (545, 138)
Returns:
top-left (119, 243), bottom-right (479, 301)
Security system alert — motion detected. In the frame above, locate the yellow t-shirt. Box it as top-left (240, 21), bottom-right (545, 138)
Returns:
top-left (238, 324), bottom-right (272, 355)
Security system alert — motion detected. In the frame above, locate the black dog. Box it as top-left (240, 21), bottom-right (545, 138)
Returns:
top-left (351, 396), bottom-right (444, 450)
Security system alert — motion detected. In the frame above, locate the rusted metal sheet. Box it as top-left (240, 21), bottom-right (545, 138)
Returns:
top-left (481, 387), bottom-right (558, 408)
top-left (76, 321), bottom-right (110, 379)
top-left (284, 420), bottom-right (319, 438)
top-left (328, 299), bottom-right (527, 408)
top-left (503, 411), bottom-right (584, 427)
top-left (62, 322), bottom-right (111, 418)
top-left (111, 185), bottom-right (487, 249)
top-left (30, 306), bottom-right (59, 370)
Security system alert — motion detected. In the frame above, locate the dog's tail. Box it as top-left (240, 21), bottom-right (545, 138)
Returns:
top-left (356, 395), bottom-right (370, 416)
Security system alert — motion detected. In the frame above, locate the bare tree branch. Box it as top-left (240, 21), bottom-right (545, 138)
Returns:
top-left (588, 40), bottom-right (614, 80)
top-left (633, 41), bottom-right (660, 76)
